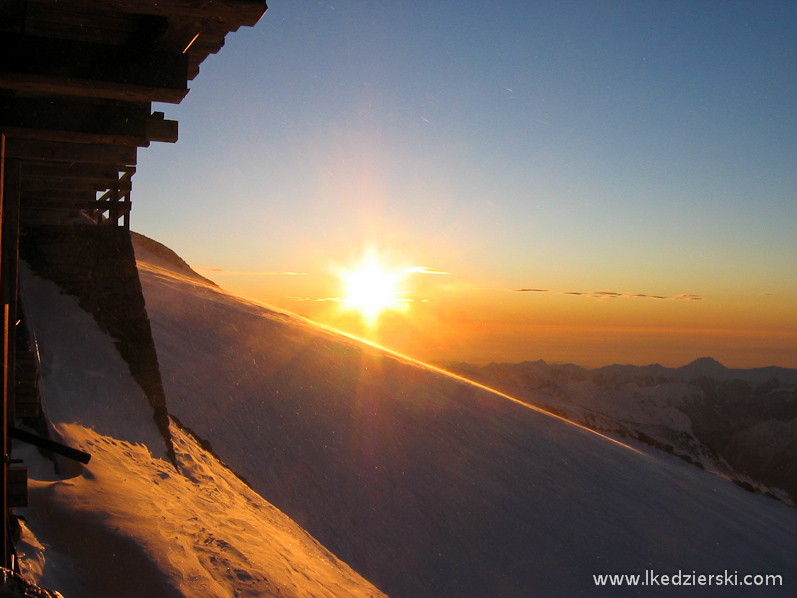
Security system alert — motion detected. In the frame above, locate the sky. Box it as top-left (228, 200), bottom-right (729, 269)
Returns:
top-left (133, 1), bottom-right (797, 369)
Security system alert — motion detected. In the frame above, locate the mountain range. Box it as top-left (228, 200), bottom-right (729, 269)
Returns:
top-left (442, 357), bottom-right (797, 506)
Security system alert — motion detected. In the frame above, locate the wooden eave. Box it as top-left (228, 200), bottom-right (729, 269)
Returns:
top-left (1, 0), bottom-right (267, 228)
top-left (41, 0), bottom-right (268, 28)
top-left (0, 33), bottom-right (190, 103)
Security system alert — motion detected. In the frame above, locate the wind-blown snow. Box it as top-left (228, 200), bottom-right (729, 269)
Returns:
top-left (132, 236), bottom-right (797, 598)
top-left (17, 261), bottom-right (387, 598)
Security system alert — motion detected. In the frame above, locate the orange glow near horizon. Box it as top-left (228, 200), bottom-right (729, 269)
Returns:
top-left (194, 250), bottom-right (797, 370)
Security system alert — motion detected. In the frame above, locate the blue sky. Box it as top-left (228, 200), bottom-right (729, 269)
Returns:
top-left (133, 1), bottom-right (797, 367)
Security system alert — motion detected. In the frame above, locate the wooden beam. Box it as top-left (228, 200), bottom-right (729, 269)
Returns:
top-left (21, 198), bottom-right (131, 211)
top-left (42, 0), bottom-right (269, 27)
top-left (21, 164), bottom-right (116, 180)
top-left (145, 112), bottom-right (179, 143)
top-left (0, 96), bottom-right (177, 145)
top-left (0, 33), bottom-right (189, 103)
top-left (21, 162), bottom-right (126, 183)
top-left (24, 2), bottom-right (159, 47)
top-left (0, 72), bottom-right (188, 104)
top-left (1, 153), bottom-right (21, 571)
top-left (21, 190), bottom-right (98, 203)
top-left (5, 139), bottom-right (137, 166)
top-left (21, 177), bottom-right (132, 194)
top-left (0, 133), bottom-right (6, 571)
top-left (22, 187), bottom-right (107, 200)
top-left (0, 126), bottom-right (152, 148)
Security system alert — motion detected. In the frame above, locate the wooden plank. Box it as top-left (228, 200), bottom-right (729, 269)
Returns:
top-left (22, 187), bottom-right (108, 201)
top-left (0, 134), bottom-right (6, 570)
top-left (145, 112), bottom-right (179, 143)
top-left (8, 427), bottom-right (91, 464)
top-left (0, 72), bottom-right (189, 104)
top-left (24, 5), bottom-right (144, 46)
top-left (42, 0), bottom-right (268, 27)
top-left (27, 3), bottom-right (213, 55)
top-left (0, 96), bottom-right (166, 146)
top-left (0, 33), bottom-right (188, 88)
top-left (19, 210), bottom-right (71, 226)
top-left (0, 126), bottom-right (153, 148)
top-left (26, 2), bottom-right (144, 35)
top-left (1, 158), bottom-right (20, 454)
top-left (21, 194), bottom-right (99, 207)
top-left (22, 199), bottom-right (131, 211)
top-left (21, 177), bottom-right (132, 194)
top-left (21, 162), bottom-right (124, 183)
top-left (0, 33), bottom-right (189, 103)
top-left (5, 139), bottom-right (137, 166)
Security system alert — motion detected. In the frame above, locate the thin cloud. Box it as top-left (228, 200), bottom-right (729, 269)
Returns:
top-left (560, 290), bottom-right (705, 301)
top-left (456, 286), bottom-right (706, 301)
top-left (196, 267), bottom-right (306, 276)
top-left (405, 266), bottom-right (450, 275)
top-left (288, 296), bottom-right (418, 303)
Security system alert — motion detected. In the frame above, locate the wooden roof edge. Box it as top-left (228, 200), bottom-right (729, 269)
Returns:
top-left (37, 0), bottom-right (269, 28)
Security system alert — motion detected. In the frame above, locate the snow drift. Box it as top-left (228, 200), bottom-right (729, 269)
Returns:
top-left (17, 259), bottom-right (386, 598)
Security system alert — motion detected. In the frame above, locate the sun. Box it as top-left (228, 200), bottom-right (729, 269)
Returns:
top-left (338, 252), bottom-right (408, 324)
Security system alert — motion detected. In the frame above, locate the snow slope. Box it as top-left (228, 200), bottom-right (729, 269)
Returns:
top-left (133, 235), bottom-right (797, 598)
top-left (443, 359), bottom-right (797, 503)
top-left (17, 263), bottom-right (387, 598)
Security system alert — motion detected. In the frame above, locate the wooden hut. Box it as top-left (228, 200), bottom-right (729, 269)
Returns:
top-left (0, 0), bottom-right (268, 573)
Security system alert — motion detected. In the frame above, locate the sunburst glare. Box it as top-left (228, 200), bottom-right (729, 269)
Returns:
top-left (337, 250), bottom-right (409, 324)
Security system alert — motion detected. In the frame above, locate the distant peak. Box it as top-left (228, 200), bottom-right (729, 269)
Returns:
top-left (687, 357), bottom-right (726, 367)
top-left (679, 357), bottom-right (728, 375)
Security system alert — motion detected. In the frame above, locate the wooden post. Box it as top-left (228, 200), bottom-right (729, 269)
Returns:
top-left (0, 133), bottom-right (21, 570)
top-left (2, 303), bottom-right (7, 570)
top-left (1, 131), bottom-right (8, 570)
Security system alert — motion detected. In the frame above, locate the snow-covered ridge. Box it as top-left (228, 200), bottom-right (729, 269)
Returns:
top-left (443, 359), bottom-right (797, 506)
